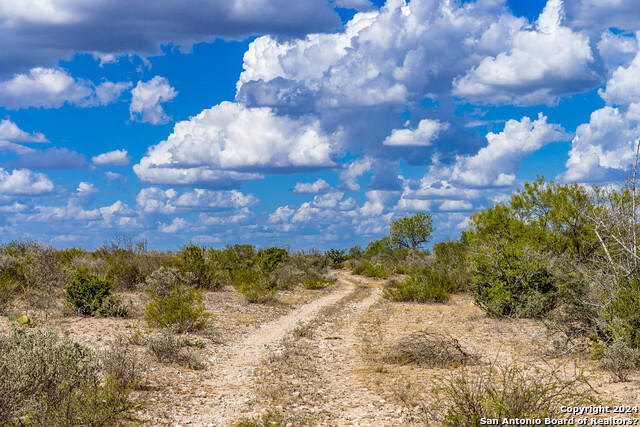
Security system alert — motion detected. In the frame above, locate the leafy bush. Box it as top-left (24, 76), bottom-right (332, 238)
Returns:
top-left (600, 339), bottom-right (640, 382)
top-left (384, 266), bottom-right (453, 303)
top-left (101, 335), bottom-right (145, 389)
top-left (439, 363), bottom-right (595, 427)
top-left (181, 243), bottom-right (218, 289)
top-left (326, 248), bottom-right (347, 267)
top-left (351, 260), bottom-right (390, 279)
top-left (145, 283), bottom-right (210, 332)
top-left (471, 244), bottom-right (555, 318)
top-left (605, 277), bottom-right (640, 349)
top-left (65, 268), bottom-right (126, 317)
top-left (0, 326), bottom-right (139, 425)
top-left (256, 247), bottom-right (288, 274)
top-left (142, 266), bottom-right (195, 296)
top-left (237, 272), bottom-right (277, 303)
top-left (301, 275), bottom-right (329, 290)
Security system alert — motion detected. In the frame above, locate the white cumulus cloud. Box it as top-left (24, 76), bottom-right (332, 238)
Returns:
top-left (383, 119), bottom-right (449, 146)
top-left (91, 149), bottom-right (130, 167)
top-left (293, 178), bottom-right (331, 193)
top-left (0, 168), bottom-right (54, 195)
top-left (129, 76), bottom-right (178, 125)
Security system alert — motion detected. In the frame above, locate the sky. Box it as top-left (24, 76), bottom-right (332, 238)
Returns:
top-left (1, 0), bottom-right (639, 250)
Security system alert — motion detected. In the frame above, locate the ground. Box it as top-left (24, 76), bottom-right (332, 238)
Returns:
top-left (2, 270), bottom-right (639, 426)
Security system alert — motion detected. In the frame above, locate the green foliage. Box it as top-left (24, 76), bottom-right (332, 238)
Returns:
top-left (325, 248), bottom-right (347, 267)
top-left (301, 276), bottom-right (329, 290)
top-left (0, 326), bottom-right (139, 426)
top-left (351, 261), bottom-right (390, 278)
top-left (347, 245), bottom-right (363, 259)
top-left (465, 177), bottom-right (596, 319)
top-left (181, 242), bottom-right (214, 289)
top-left (364, 237), bottom-right (394, 259)
top-left (606, 277), bottom-right (640, 349)
top-left (433, 241), bottom-right (470, 291)
top-left (389, 212), bottom-right (434, 249)
top-left (256, 247), bottom-right (288, 274)
top-left (471, 244), bottom-right (555, 318)
top-left (145, 285), bottom-right (210, 332)
top-left (384, 266), bottom-right (453, 303)
top-left (65, 268), bottom-right (123, 316)
top-left (237, 275), bottom-right (277, 303)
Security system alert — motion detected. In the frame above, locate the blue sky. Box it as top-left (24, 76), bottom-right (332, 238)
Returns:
top-left (1, 0), bottom-right (639, 250)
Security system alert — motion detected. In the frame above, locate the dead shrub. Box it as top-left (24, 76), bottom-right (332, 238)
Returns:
top-left (384, 331), bottom-right (478, 367)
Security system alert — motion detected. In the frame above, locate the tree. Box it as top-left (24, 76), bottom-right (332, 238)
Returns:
top-left (389, 212), bottom-right (434, 249)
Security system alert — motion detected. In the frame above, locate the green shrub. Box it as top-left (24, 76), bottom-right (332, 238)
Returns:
top-left (471, 244), bottom-right (555, 318)
top-left (238, 277), bottom-right (277, 303)
top-left (326, 248), bottom-right (347, 267)
top-left (256, 247), bottom-right (288, 274)
top-left (301, 275), bottom-right (329, 290)
top-left (606, 277), bottom-right (640, 349)
top-left (181, 243), bottom-right (219, 289)
top-left (351, 261), bottom-right (390, 278)
top-left (384, 266), bottom-right (452, 303)
top-left (65, 268), bottom-right (124, 316)
top-left (0, 326), bottom-right (139, 425)
top-left (145, 285), bottom-right (210, 332)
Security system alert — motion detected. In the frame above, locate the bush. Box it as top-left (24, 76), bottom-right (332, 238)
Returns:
top-left (351, 261), bottom-right (390, 279)
top-left (301, 275), bottom-right (329, 290)
top-left (65, 268), bottom-right (125, 317)
top-left (439, 363), bottom-right (595, 427)
top-left (101, 335), bottom-right (145, 389)
top-left (237, 274), bottom-right (277, 303)
top-left (142, 266), bottom-right (195, 296)
top-left (326, 248), bottom-right (347, 267)
top-left (384, 266), bottom-right (453, 303)
top-left (146, 329), bottom-right (204, 370)
top-left (0, 326), bottom-right (139, 425)
top-left (181, 243), bottom-right (218, 289)
top-left (24, 246), bottom-right (68, 316)
top-left (384, 331), bottom-right (477, 367)
top-left (600, 339), bottom-right (640, 382)
top-left (145, 284), bottom-right (210, 332)
top-left (471, 244), bottom-right (555, 318)
top-left (256, 247), bottom-right (288, 275)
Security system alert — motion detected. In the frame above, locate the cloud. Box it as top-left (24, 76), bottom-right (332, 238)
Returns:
top-left (91, 149), bottom-right (130, 167)
top-left (560, 105), bottom-right (640, 182)
top-left (453, 0), bottom-right (597, 105)
top-left (449, 114), bottom-right (569, 187)
top-left (439, 200), bottom-right (473, 212)
top-left (134, 101), bottom-right (336, 186)
top-left (0, 168), bottom-right (54, 195)
top-left (7, 147), bottom-right (87, 170)
top-left (136, 187), bottom-right (257, 214)
top-left (340, 156), bottom-right (372, 191)
top-left (331, 0), bottom-right (372, 11)
top-left (0, 67), bottom-right (130, 109)
top-left (160, 217), bottom-right (188, 233)
top-left (565, 0), bottom-right (640, 31)
top-left (0, 0), bottom-right (341, 78)
top-left (129, 77), bottom-right (178, 125)
top-left (292, 178), bottom-right (330, 193)
top-left (237, 0), bottom-right (522, 110)
top-left (76, 182), bottom-right (97, 196)
top-left (383, 119), bottom-right (449, 146)
top-left (0, 119), bottom-right (48, 142)
top-left (599, 42), bottom-right (640, 106)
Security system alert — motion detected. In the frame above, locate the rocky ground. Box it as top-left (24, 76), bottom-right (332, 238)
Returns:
top-left (3, 270), bottom-right (639, 426)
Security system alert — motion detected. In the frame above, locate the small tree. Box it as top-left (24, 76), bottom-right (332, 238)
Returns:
top-left (389, 212), bottom-right (434, 249)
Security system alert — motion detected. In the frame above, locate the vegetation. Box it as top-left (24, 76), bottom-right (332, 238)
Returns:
top-left (384, 266), bottom-right (453, 303)
top-left (0, 326), bottom-right (140, 425)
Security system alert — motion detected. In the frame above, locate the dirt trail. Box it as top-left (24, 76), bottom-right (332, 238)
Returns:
top-left (175, 276), bottom-right (359, 425)
top-left (310, 275), bottom-right (402, 425)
